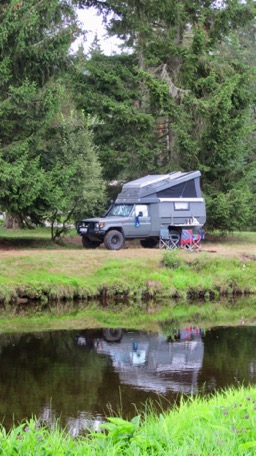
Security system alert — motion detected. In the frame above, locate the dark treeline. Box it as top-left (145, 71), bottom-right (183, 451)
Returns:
top-left (1, 0), bottom-right (256, 236)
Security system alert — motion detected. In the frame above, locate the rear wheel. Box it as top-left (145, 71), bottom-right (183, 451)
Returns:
top-left (82, 236), bottom-right (101, 249)
top-left (104, 230), bottom-right (124, 250)
top-left (140, 238), bottom-right (158, 248)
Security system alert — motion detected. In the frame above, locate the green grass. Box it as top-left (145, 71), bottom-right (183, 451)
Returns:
top-left (0, 296), bottom-right (255, 334)
top-left (208, 230), bottom-right (256, 243)
top-left (0, 226), bottom-right (53, 238)
top-left (2, 386), bottom-right (256, 455)
top-left (0, 229), bottom-right (255, 305)
top-left (0, 225), bottom-right (79, 250)
top-left (163, 252), bottom-right (256, 296)
top-left (0, 225), bottom-right (78, 238)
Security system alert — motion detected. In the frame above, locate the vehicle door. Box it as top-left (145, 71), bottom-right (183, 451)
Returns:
top-left (124, 204), bottom-right (151, 237)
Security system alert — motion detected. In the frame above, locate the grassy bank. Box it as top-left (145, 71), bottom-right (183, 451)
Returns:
top-left (0, 228), bottom-right (255, 305)
top-left (2, 386), bottom-right (256, 455)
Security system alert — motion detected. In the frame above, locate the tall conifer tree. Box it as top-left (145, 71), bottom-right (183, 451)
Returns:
top-left (0, 0), bottom-right (106, 232)
top-left (76, 0), bottom-right (256, 229)
top-left (0, 0), bottom-right (79, 225)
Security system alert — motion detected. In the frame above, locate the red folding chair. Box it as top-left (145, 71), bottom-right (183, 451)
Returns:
top-left (180, 229), bottom-right (201, 250)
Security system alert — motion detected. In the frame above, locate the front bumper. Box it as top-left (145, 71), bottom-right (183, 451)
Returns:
top-left (77, 223), bottom-right (105, 242)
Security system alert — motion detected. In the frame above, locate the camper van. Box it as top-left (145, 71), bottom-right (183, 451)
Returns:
top-left (76, 171), bottom-right (206, 250)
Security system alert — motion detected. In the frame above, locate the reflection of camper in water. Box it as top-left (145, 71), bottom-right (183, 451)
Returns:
top-left (75, 328), bottom-right (123, 349)
top-left (102, 328), bottom-right (123, 342)
top-left (176, 327), bottom-right (203, 341)
top-left (100, 328), bottom-right (204, 394)
top-left (75, 327), bottom-right (204, 394)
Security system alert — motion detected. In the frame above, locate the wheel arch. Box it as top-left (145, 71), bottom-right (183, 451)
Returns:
top-left (105, 226), bottom-right (125, 236)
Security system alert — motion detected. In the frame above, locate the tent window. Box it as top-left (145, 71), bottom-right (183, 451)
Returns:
top-left (157, 180), bottom-right (197, 198)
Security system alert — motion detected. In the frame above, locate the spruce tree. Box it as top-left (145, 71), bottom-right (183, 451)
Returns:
top-left (0, 0), bottom-right (106, 226)
top-left (76, 0), bottom-right (256, 230)
top-left (0, 0), bottom-right (79, 225)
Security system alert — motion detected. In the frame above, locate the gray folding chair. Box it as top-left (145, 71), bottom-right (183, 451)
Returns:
top-left (159, 228), bottom-right (171, 249)
top-left (159, 229), bottom-right (180, 250)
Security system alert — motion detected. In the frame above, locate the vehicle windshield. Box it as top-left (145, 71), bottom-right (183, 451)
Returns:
top-left (107, 204), bottom-right (133, 217)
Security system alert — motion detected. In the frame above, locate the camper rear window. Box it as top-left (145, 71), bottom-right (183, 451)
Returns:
top-left (174, 202), bottom-right (190, 210)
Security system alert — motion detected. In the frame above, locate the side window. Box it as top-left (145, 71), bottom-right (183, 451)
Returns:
top-left (135, 205), bottom-right (149, 217)
top-left (174, 202), bottom-right (190, 211)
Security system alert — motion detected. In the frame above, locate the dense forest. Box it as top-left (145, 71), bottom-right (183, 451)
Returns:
top-left (0, 0), bottom-right (256, 234)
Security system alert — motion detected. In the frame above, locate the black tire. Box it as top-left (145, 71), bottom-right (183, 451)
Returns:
top-left (140, 238), bottom-right (158, 248)
top-left (104, 230), bottom-right (124, 250)
top-left (82, 236), bottom-right (101, 249)
top-left (103, 328), bottom-right (123, 342)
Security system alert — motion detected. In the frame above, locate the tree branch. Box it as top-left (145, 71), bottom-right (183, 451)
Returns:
top-left (160, 64), bottom-right (190, 99)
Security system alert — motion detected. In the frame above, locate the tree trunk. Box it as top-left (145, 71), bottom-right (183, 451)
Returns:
top-left (3, 215), bottom-right (23, 229)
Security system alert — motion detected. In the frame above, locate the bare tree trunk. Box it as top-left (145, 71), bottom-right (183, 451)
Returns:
top-left (3, 215), bottom-right (23, 229)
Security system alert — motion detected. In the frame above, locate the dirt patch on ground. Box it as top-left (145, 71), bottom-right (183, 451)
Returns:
top-left (199, 243), bottom-right (256, 260)
top-left (0, 236), bottom-right (255, 262)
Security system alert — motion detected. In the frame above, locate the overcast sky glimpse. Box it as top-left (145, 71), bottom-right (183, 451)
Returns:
top-left (75, 7), bottom-right (122, 54)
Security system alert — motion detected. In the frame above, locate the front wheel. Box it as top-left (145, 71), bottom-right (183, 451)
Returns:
top-left (82, 236), bottom-right (101, 249)
top-left (103, 328), bottom-right (123, 342)
top-left (104, 230), bottom-right (124, 250)
top-left (140, 238), bottom-right (158, 248)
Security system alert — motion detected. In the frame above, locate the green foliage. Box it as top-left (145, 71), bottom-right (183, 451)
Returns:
top-left (0, 80), bottom-right (64, 225)
top-left (92, 416), bottom-right (141, 451)
top-left (43, 111), bottom-right (106, 239)
top-left (162, 251), bottom-right (186, 270)
top-left (206, 185), bottom-right (252, 232)
top-left (70, 52), bottom-right (160, 180)
top-left (0, 0), bottom-right (82, 227)
top-left (76, 0), bottom-right (256, 231)
top-left (1, 0), bottom-right (256, 230)
top-left (0, 0), bottom-right (80, 86)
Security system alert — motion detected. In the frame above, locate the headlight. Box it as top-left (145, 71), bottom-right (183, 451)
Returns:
top-left (95, 223), bottom-right (99, 230)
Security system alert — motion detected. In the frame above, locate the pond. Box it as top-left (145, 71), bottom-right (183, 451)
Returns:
top-left (0, 325), bottom-right (256, 435)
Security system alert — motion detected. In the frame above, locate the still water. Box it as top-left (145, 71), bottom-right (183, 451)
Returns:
top-left (0, 326), bottom-right (256, 435)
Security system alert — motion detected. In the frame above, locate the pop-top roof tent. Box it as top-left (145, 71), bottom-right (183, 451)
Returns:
top-left (116, 171), bottom-right (202, 202)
